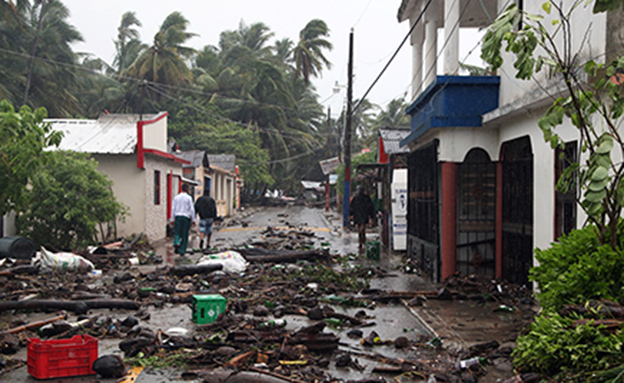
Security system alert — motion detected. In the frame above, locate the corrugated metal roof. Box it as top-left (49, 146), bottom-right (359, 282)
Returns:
top-left (46, 114), bottom-right (158, 154)
top-left (379, 128), bottom-right (411, 154)
top-left (207, 154), bottom-right (236, 172)
top-left (177, 150), bottom-right (208, 168)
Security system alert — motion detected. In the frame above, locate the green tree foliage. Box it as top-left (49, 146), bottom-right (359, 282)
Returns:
top-left (126, 11), bottom-right (196, 88)
top-left (293, 19), bottom-right (333, 84)
top-left (0, 100), bottom-right (62, 217)
top-left (17, 151), bottom-right (126, 250)
top-left (0, 0), bottom-right (83, 117)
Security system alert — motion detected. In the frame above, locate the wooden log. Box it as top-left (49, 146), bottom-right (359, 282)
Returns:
top-left (169, 263), bottom-right (223, 277)
top-left (0, 299), bottom-right (139, 314)
top-left (1, 312), bottom-right (67, 334)
top-left (199, 368), bottom-right (292, 383)
top-left (242, 249), bottom-right (329, 263)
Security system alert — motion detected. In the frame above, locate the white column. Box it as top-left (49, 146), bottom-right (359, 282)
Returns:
top-left (410, 17), bottom-right (424, 99)
top-left (424, 18), bottom-right (437, 88)
top-left (444, 0), bottom-right (460, 75)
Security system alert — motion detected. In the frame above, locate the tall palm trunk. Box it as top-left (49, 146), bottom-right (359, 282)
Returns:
top-left (23, 0), bottom-right (47, 105)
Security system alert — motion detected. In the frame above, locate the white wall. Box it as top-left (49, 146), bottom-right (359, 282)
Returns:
top-left (93, 154), bottom-right (145, 240)
top-left (142, 113), bottom-right (168, 153)
top-left (144, 157), bottom-right (174, 242)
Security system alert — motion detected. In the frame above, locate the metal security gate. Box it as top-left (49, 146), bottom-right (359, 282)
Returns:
top-left (501, 137), bottom-right (533, 286)
top-left (407, 141), bottom-right (440, 281)
top-left (457, 149), bottom-right (496, 277)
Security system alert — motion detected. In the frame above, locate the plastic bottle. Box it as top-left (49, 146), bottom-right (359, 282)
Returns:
top-left (260, 319), bottom-right (287, 328)
top-left (458, 357), bottom-right (487, 369)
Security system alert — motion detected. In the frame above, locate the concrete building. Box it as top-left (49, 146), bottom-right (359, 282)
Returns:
top-left (397, 1), bottom-right (624, 284)
top-left (177, 151), bottom-right (240, 218)
top-left (46, 113), bottom-right (189, 243)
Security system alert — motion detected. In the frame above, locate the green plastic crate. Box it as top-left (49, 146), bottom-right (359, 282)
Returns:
top-left (366, 241), bottom-right (380, 260)
top-left (192, 294), bottom-right (227, 324)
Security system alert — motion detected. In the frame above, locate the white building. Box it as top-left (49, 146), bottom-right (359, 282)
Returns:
top-left (397, 1), bottom-right (624, 284)
top-left (47, 113), bottom-right (189, 243)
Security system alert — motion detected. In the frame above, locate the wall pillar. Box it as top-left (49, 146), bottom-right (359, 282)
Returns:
top-left (410, 15), bottom-right (425, 99)
top-left (444, 0), bottom-right (460, 75)
top-left (496, 161), bottom-right (503, 278)
top-left (441, 161), bottom-right (457, 280)
top-left (424, 18), bottom-right (437, 89)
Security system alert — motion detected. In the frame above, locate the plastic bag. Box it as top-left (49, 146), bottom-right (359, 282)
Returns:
top-left (34, 247), bottom-right (95, 273)
top-left (197, 250), bottom-right (248, 273)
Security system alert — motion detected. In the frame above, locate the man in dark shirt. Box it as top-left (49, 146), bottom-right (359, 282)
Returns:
top-left (349, 185), bottom-right (375, 253)
top-left (194, 189), bottom-right (217, 250)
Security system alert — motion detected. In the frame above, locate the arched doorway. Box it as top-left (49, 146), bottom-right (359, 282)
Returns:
top-left (501, 136), bottom-right (533, 286)
top-left (457, 148), bottom-right (496, 277)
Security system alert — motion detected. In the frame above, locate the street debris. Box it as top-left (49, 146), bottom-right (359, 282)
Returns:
top-left (0, 221), bottom-right (536, 382)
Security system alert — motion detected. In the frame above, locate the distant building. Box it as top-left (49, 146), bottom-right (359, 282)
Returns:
top-left (44, 112), bottom-right (189, 243)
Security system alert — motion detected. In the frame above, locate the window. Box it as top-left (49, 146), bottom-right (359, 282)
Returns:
top-left (154, 170), bottom-right (161, 205)
top-left (555, 141), bottom-right (577, 239)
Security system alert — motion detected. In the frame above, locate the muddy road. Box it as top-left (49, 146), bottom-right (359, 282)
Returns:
top-left (0, 205), bottom-right (536, 382)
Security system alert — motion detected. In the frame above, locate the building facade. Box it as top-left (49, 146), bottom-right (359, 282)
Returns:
top-left (397, 0), bottom-right (624, 284)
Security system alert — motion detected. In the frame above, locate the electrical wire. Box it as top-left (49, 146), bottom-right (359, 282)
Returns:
top-left (351, 0), bottom-right (434, 114)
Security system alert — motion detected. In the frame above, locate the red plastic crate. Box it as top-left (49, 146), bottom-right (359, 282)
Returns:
top-left (28, 335), bottom-right (98, 379)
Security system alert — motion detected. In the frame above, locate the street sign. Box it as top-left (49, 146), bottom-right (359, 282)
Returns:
top-left (319, 157), bottom-right (341, 175)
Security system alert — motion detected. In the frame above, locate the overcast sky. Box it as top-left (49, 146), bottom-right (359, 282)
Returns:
top-left (62, 0), bottom-right (483, 117)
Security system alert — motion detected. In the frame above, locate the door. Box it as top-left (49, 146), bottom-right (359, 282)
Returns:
top-left (501, 137), bottom-right (533, 286)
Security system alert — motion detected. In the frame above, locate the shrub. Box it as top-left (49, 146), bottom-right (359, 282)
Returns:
top-left (513, 313), bottom-right (624, 378)
top-left (531, 224), bottom-right (624, 312)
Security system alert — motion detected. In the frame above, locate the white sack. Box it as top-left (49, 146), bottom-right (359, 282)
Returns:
top-left (34, 247), bottom-right (95, 273)
top-left (197, 250), bottom-right (248, 273)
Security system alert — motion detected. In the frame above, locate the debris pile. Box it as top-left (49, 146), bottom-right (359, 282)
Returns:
top-left (0, 227), bottom-right (536, 382)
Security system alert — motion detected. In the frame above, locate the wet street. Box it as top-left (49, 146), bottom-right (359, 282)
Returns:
top-left (0, 205), bottom-right (533, 382)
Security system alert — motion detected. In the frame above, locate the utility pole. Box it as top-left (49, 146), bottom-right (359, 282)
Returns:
top-left (325, 107), bottom-right (331, 212)
top-left (343, 29), bottom-right (354, 228)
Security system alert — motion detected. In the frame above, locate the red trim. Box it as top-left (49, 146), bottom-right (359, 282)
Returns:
top-left (136, 112), bottom-right (169, 169)
top-left (441, 162), bottom-right (457, 281)
top-left (144, 148), bottom-right (191, 165)
top-left (167, 172), bottom-right (173, 220)
top-left (495, 160), bottom-right (503, 278)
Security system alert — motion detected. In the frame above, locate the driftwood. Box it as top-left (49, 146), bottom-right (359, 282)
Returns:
top-left (228, 330), bottom-right (339, 353)
top-left (0, 299), bottom-right (140, 314)
top-left (0, 265), bottom-right (39, 276)
top-left (169, 263), bottom-right (223, 277)
top-left (561, 300), bottom-right (624, 319)
top-left (366, 290), bottom-right (439, 302)
top-left (199, 368), bottom-right (292, 383)
top-left (241, 249), bottom-right (329, 263)
top-left (1, 312), bottom-right (67, 334)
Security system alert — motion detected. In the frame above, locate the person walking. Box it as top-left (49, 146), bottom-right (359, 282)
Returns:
top-left (170, 183), bottom-right (195, 255)
top-left (195, 188), bottom-right (217, 250)
top-left (349, 185), bottom-right (376, 253)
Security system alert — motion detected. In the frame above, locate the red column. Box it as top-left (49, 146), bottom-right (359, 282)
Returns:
top-left (441, 162), bottom-right (457, 280)
top-left (495, 161), bottom-right (503, 278)
top-left (166, 172), bottom-right (173, 220)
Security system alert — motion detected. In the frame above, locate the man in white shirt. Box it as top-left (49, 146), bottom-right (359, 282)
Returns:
top-left (170, 183), bottom-right (196, 255)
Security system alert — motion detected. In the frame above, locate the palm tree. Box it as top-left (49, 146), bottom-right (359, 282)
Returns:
top-left (375, 98), bottom-right (410, 129)
top-left (112, 12), bottom-right (145, 76)
top-left (125, 12), bottom-right (196, 90)
top-left (0, 0), bottom-right (83, 116)
top-left (293, 19), bottom-right (333, 84)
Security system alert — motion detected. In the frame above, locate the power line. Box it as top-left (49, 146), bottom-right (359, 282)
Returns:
top-left (351, 0), bottom-right (434, 114)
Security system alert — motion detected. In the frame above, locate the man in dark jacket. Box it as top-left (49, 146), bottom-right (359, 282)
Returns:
top-left (349, 185), bottom-right (375, 253)
top-left (194, 189), bottom-right (217, 250)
